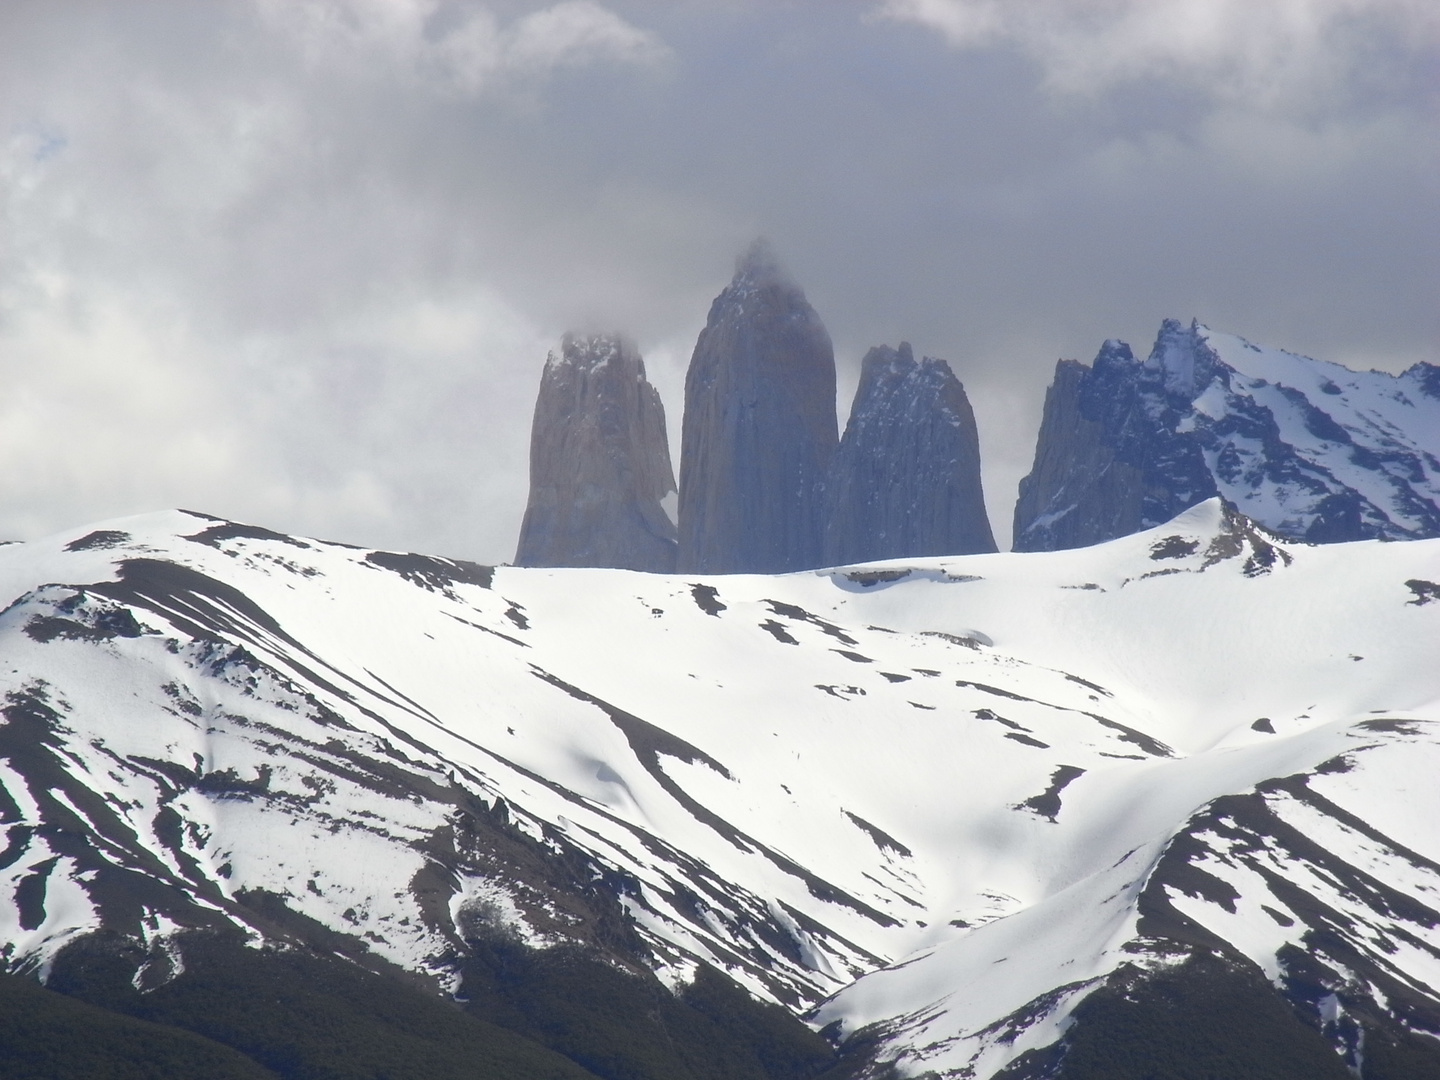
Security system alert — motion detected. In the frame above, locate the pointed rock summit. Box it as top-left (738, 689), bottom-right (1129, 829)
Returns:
top-left (1011, 343), bottom-right (1174, 553)
top-left (678, 241), bottom-right (838, 573)
top-left (1014, 318), bottom-right (1440, 551)
top-left (515, 333), bottom-right (678, 571)
top-left (824, 343), bottom-right (996, 564)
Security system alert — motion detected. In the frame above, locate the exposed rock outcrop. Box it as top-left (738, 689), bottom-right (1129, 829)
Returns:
top-left (1011, 343), bottom-right (1188, 552)
top-left (1014, 319), bottom-right (1440, 551)
top-left (514, 333), bottom-right (677, 571)
top-left (678, 242), bottom-right (838, 573)
top-left (824, 343), bottom-right (996, 565)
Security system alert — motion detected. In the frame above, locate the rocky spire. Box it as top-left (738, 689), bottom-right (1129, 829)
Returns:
top-left (1013, 330), bottom-right (1222, 553)
top-left (824, 343), bottom-right (996, 564)
top-left (514, 333), bottom-right (678, 571)
top-left (677, 241), bottom-right (838, 573)
top-left (1007, 319), bottom-right (1403, 552)
top-left (1011, 349), bottom-right (1150, 552)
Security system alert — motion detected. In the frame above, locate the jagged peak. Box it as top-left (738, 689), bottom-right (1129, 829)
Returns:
top-left (1142, 317), bottom-right (1224, 400)
top-left (1020, 317), bottom-right (1440, 552)
top-left (1144, 317), bottom-right (1198, 371)
top-left (854, 344), bottom-right (967, 403)
top-left (1050, 357), bottom-right (1091, 382)
top-left (544, 332), bottom-right (643, 378)
top-left (1092, 338), bottom-right (1137, 372)
top-left (860, 343), bottom-right (961, 377)
top-left (917, 354), bottom-right (957, 381)
top-left (859, 342), bottom-right (915, 377)
top-left (1402, 360), bottom-right (1440, 399)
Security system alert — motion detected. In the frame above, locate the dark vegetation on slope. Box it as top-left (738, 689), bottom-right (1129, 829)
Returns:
top-left (17, 927), bottom-right (839, 1080)
top-left (1002, 952), bottom-right (1440, 1080)
top-left (44, 931), bottom-right (597, 1080)
top-left (460, 939), bottom-right (836, 1080)
top-left (0, 969), bottom-right (279, 1080)
top-left (1052, 954), bottom-right (1352, 1080)
top-left (1363, 1031), bottom-right (1440, 1080)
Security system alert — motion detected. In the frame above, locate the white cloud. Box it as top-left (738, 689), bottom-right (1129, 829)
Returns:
top-left (0, 249), bottom-right (548, 555)
top-left (874, 0), bottom-right (1440, 105)
top-left (257, 0), bottom-right (669, 95)
top-left (0, 276), bottom-right (249, 540)
top-left (499, 1), bottom-right (670, 79)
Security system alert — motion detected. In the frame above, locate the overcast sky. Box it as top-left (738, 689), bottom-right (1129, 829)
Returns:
top-left (2, 0), bottom-right (1437, 558)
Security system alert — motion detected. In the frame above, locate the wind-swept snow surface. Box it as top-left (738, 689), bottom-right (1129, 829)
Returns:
top-left (0, 502), bottom-right (1437, 1076)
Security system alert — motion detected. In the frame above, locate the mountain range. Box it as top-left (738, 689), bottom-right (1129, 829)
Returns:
top-left (1015, 319), bottom-right (1440, 552)
top-left (3, 501), bottom-right (1439, 1078)
top-left (516, 244), bottom-right (997, 574)
top-left (514, 253), bottom-right (1440, 573)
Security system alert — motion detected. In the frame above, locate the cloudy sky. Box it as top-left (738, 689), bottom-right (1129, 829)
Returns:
top-left (2, 0), bottom-right (1436, 558)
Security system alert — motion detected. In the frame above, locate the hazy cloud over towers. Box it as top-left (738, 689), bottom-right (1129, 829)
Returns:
top-left (1, 0), bottom-right (1435, 558)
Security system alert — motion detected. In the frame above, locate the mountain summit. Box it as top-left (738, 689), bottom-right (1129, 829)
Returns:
top-left (678, 242), bottom-right (838, 573)
top-left (517, 249), bottom-right (1002, 574)
top-left (824, 343), bottom-right (995, 564)
top-left (1014, 319), bottom-right (1440, 551)
top-left (515, 333), bottom-right (677, 572)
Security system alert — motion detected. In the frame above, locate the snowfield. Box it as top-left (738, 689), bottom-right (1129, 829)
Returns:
top-left (1192, 325), bottom-right (1440, 541)
top-left (0, 500), bottom-right (1437, 1077)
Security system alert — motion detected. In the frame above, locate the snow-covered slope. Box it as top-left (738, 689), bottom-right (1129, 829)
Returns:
top-left (1194, 325), bottom-right (1440, 538)
top-left (1, 504), bottom-right (1438, 1076)
top-left (1014, 319), bottom-right (1440, 551)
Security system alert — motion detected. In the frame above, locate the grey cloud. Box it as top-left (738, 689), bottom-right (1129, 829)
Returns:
top-left (0, 0), bottom-right (1434, 558)
top-left (256, 0), bottom-right (671, 97)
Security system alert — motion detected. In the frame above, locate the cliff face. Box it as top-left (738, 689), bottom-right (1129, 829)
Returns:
top-left (1011, 344), bottom-right (1189, 553)
top-left (824, 343), bottom-right (996, 565)
top-left (1013, 319), bottom-right (1440, 551)
top-left (514, 333), bottom-right (678, 571)
top-left (678, 243), bottom-right (838, 573)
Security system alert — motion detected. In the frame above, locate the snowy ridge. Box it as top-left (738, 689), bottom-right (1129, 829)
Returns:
top-left (1187, 324), bottom-right (1440, 540)
top-left (0, 503), bottom-right (1438, 1076)
top-left (1014, 319), bottom-right (1440, 553)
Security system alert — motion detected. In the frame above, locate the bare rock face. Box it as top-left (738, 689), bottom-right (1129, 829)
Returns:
top-left (514, 333), bottom-right (677, 571)
top-left (1011, 348), bottom-right (1154, 553)
top-left (678, 243), bottom-right (838, 573)
top-left (1014, 318), bottom-right (1440, 551)
top-left (824, 343), bottom-right (996, 564)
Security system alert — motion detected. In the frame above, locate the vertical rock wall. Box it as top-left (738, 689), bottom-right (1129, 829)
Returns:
top-left (1013, 333), bottom-right (1220, 552)
top-left (824, 343), bottom-right (996, 564)
top-left (1013, 317), bottom-right (1440, 551)
top-left (677, 242), bottom-right (838, 573)
top-left (1011, 353), bottom-right (1149, 552)
top-left (514, 334), bottom-right (678, 571)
